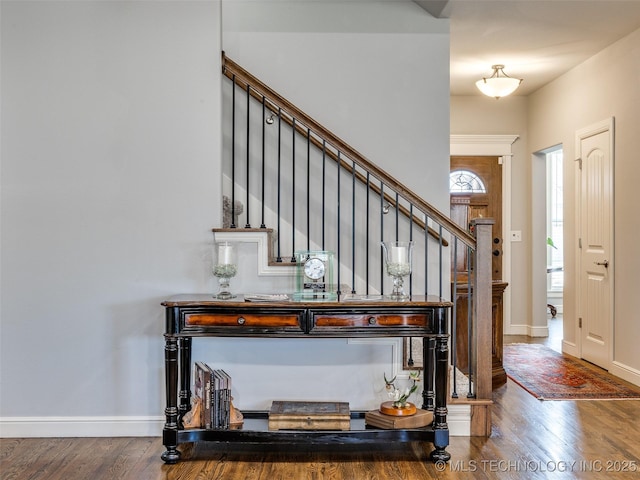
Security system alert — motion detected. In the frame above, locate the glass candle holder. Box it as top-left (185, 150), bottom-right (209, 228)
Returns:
top-left (381, 241), bottom-right (413, 300)
top-left (213, 242), bottom-right (237, 299)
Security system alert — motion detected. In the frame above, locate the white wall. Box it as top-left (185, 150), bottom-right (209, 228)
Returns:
top-left (529, 28), bottom-right (640, 385)
top-left (1, 1), bottom-right (221, 434)
top-left (222, 0), bottom-right (451, 213)
top-left (450, 96), bottom-right (533, 335)
top-left (1, 0), bottom-right (456, 436)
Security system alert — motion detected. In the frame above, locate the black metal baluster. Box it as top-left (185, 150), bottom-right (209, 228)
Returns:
top-left (276, 107), bottom-right (282, 262)
top-left (467, 248), bottom-right (474, 398)
top-left (407, 338), bottom-right (414, 367)
top-left (395, 192), bottom-right (399, 241)
top-left (409, 204), bottom-right (413, 296)
top-left (290, 117), bottom-right (296, 262)
top-left (424, 215), bottom-right (430, 296)
top-left (230, 75), bottom-right (236, 228)
top-left (322, 140), bottom-right (326, 250)
top-left (451, 238), bottom-right (459, 398)
top-left (380, 182), bottom-right (384, 295)
top-left (351, 160), bottom-right (356, 294)
top-left (365, 172), bottom-right (370, 295)
top-left (260, 97), bottom-right (266, 229)
top-left (407, 203), bottom-right (416, 366)
top-left (245, 84), bottom-right (251, 228)
top-left (336, 151), bottom-right (341, 295)
top-left (439, 225), bottom-right (444, 298)
top-left (306, 128), bottom-right (311, 251)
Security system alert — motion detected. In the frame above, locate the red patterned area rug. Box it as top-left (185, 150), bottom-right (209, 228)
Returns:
top-left (503, 343), bottom-right (640, 400)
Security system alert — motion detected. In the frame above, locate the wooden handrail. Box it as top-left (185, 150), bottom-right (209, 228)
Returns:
top-left (222, 53), bottom-right (475, 249)
top-left (222, 74), bottom-right (447, 245)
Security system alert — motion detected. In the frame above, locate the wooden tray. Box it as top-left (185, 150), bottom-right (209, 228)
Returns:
top-left (365, 408), bottom-right (433, 429)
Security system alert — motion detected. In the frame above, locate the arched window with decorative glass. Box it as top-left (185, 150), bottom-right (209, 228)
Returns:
top-left (449, 170), bottom-right (487, 194)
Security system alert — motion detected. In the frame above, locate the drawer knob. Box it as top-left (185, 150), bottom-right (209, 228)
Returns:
top-left (368, 317), bottom-right (377, 325)
top-left (237, 317), bottom-right (246, 325)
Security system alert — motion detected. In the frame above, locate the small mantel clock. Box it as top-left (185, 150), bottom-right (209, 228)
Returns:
top-left (293, 250), bottom-right (337, 301)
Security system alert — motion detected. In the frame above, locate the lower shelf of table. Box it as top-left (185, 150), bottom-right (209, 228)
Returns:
top-left (169, 411), bottom-right (444, 445)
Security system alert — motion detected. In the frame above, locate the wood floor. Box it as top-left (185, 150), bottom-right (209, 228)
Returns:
top-left (3, 317), bottom-right (640, 480)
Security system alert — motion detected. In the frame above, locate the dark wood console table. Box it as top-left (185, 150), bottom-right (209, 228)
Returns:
top-left (161, 294), bottom-right (452, 464)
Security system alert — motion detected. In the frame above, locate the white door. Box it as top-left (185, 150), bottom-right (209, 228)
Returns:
top-left (576, 118), bottom-right (614, 369)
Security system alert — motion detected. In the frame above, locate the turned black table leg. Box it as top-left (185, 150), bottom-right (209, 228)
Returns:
top-left (161, 334), bottom-right (181, 464)
top-left (422, 336), bottom-right (436, 411)
top-left (429, 332), bottom-right (451, 463)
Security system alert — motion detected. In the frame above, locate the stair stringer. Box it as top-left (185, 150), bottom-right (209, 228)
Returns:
top-left (219, 177), bottom-right (444, 296)
top-left (212, 228), bottom-right (382, 296)
top-left (213, 229), bottom-right (295, 277)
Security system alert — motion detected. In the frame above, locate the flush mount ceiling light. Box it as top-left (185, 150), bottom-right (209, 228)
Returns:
top-left (475, 64), bottom-right (523, 99)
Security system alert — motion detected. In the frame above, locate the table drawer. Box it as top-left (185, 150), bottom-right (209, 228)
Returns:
top-left (185, 313), bottom-right (303, 329)
top-left (312, 313), bottom-right (429, 328)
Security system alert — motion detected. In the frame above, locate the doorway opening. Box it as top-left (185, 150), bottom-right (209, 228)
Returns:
top-left (541, 146), bottom-right (564, 352)
top-left (546, 147), bottom-right (564, 319)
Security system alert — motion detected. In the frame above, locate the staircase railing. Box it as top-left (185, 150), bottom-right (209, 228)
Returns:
top-left (220, 52), bottom-right (493, 411)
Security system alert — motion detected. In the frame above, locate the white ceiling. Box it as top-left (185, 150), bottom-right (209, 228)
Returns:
top-left (416, 0), bottom-right (640, 96)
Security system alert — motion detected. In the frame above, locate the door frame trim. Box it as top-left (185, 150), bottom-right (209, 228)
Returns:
top-left (451, 135), bottom-right (519, 334)
top-left (574, 117), bottom-right (615, 367)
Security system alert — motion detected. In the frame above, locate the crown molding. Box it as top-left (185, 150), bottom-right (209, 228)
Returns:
top-left (450, 135), bottom-right (519, 156)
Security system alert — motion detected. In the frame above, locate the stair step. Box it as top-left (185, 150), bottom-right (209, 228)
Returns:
top-left (212, 227), bottom-right (274, 234)
top-left (212, 228), bottom-right (296, 277)
top-left (268, 260), bottom-right (297, 267)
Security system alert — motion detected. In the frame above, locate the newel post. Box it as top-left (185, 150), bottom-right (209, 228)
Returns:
top-left (470, 218), bottom-right (494, 401)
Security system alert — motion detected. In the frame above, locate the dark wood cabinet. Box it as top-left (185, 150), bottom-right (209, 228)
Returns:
top-left (453, 281), bottom-right (508, 389)
top-left (161, 294), bottom-right (452, 464)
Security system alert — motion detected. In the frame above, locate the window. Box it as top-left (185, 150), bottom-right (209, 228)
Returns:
top-left (449, 170), bottom-right (486, 193)
top-left (547, 149), bottom-right (563, 291)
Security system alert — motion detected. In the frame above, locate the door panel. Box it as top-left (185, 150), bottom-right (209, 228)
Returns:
top-left (450, 156), bottom-right (502, 280)
top-left (577, 122), bottom-right (613, 369)
top-left (450, 156), bottom-right (507, 390)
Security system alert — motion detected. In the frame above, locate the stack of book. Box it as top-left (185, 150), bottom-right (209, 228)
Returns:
top-left (194, 362), bottom-right (232, 429)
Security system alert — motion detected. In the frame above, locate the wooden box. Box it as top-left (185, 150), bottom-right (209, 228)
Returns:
top-left (268, 401), bottom-right (350, 431)
top-left (365, 408), bottom-right (433, 429)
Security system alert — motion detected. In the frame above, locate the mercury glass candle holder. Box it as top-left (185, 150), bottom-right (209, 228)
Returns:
top-left (213, 242), bottom-right (237, 299)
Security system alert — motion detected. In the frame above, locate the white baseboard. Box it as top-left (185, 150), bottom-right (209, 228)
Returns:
top-left (504, 324), bottom-right (529, 335)
top-left (505, 325), bottom-right (549, 337)
top-left (0, 416), bottom-right (164, 438)
top-left (561, 340), bottom-right (579, 358)
top-left (1, 408), bottom-right (472, 438)
top-left (447, 403), bottom-right (471, 436)
top-left (609, 361), bottom-right (640, 388)
top-left (527, 324), bottom-right (549, 338)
